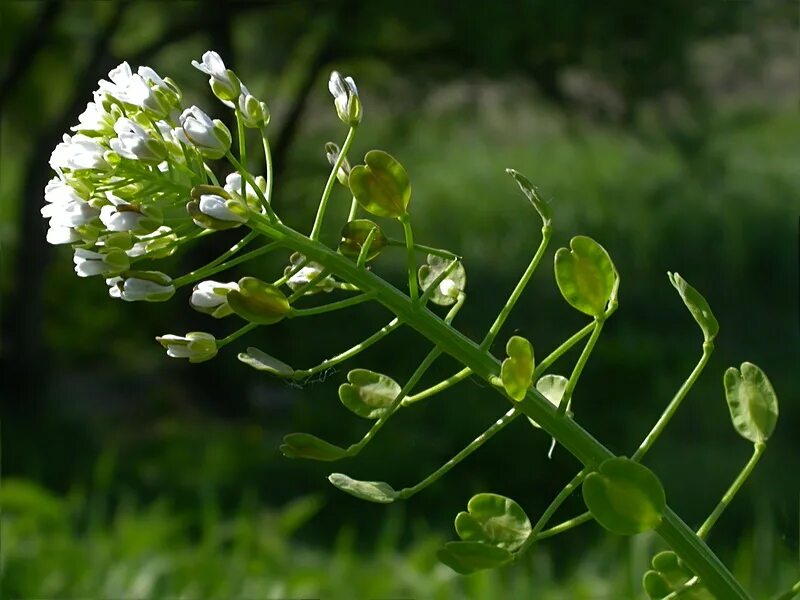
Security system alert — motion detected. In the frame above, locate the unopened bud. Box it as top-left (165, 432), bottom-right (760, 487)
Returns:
top-left (156, 332), bottom-right (217, 363)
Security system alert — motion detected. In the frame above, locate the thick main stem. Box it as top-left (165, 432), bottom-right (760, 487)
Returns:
top-left (245, 213), bottom-right (751, 600)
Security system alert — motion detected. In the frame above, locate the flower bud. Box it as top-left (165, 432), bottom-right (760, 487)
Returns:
top-left (325, 142), bottom-right (351, 186)
top-left (239, 91), bottom-right (270, 128)
top-left (109, 117), bottom-right (167, 163)
top-left (328, 71), bottom-right (362, 126)
top-left (177, 106), bottom-right (231, 159)
top-left (227, 277), bottom-right (291, 325)
top-left (156, 332), bottom-right (217, 363)
top-left (223, 173), bottom-right (267, 211)
top-left (73, 247), bottom-right (130, 278)
top-left (191, 51), bottom-right (241, 105)
top-left (186, 185), bottom-right (248, 230)
top-left (190, 280), bottom-right (239, 317)
top-left (284, 255), bottom-right (334, 294)
top-left (107, 271), bottom-right (175, 302)
top-left (99, 192), bottom-right (162, 234)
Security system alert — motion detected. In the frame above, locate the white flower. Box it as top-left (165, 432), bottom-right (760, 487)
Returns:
top-left (109, 117), bottom-right (165, 162)
top-left (191, 50), bottom-right (240, 104)
top-left (41, 178), bottom-right (99, 244)
top-left (98, 62), bottom-right (170, 116)
top-left (49, 133), bottom-right (110, 171)
top-left (286, 263), bottom-right (334, 294)
top-left (125, 226), bottom-right (176, 258)
top-left (70, 94), bottom-right (115, 136)
top-left (73, 247), bottom-right (129, 278)
top-left (197, 193), bottom-right (248, 224)
top-left (190, 280), bottom-right (239, 317)
top-left (106, 271), bottom-right (175, 302)
top-left (328, 71), bottom-right (362, 126)
top-left (156, 332), bottom-right (217, 363)
top-left (223, 172), bottom-right (267, 209)
top-left (99, 192), bottom-right (152, 233)
top-left (176, 106), bottom-right (231, 158)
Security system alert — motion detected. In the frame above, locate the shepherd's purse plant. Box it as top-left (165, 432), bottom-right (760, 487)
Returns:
top-left (42, 50), bottom-right (796, 600)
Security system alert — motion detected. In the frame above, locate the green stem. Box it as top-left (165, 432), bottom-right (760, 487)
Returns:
top-left (632, 341), bottom-right (713, 462)
top-left (290, 293), bottom-right (374, 318)
top-left (697, 442), bottom-right (766, 540)
top-left (310, 126), bottom-right (356, 240)
top-left (536, 511), bottom-right (593, 541)
top-left (356, 227), bottom-right (378, 268)
top-left (244, 213), bottom-right (752, 600)
top-left (772, 580), bottom-right (800, 600)
top-left (536, 321), bottom-right (594, 375)
top-left (515, 467), bottom-right (589, 558)
top-left (558, 316), bottom-right (605, 416)
top-left (663, 578), bottom-right (700, 600)
top-left (387, 239), bottom-right (461, 261)
top-left (347, 346), bottom-right (442, 456)
top-left (480, 225), bottom-right (551, 351)
top-left (218, 322), bottom-right (258, 348)
top-left (292, 318), bottom-right (402, 380)
top-left (400, 214), bottom-right (419, 300)
top-left (275, 256), bottom-right (309, 287)
top-left (403, 367), bottom-right (472, 406)
top-left (225, 151), bottom-right (278, 222)
top-left (171, 240), bottom-right (282, 288)
top-left (398, 407), bottom-right (518, 498)
top-left (235, 106), bottom-right (247, 194)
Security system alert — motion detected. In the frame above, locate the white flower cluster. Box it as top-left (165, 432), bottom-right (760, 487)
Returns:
top-left (42, 52), bottom-right (272, 303)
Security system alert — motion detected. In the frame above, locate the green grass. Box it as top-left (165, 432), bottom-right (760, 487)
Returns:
top-left (2, 477), bottom-right (796, 599)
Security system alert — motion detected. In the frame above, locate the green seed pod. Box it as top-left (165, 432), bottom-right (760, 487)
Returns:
top-left (227, 276), bottom-right (291, 325)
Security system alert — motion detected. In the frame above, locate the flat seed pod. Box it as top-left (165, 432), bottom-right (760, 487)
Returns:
top-left (529, 374), bottom-right (569, 428)
top-left (554, 236), bottom-right (618, 317)
top-left (436, 541), bottom-right (512, 575)
top-left (724, 362), bottom-right (779, 443)
top-left (328, 473), bottom-right (398, 503)
top-left (418, 254), bottom-right (466, 306)
top-left (238, 347), bottom-right (294, 377)
top-left (280, 433), bottom-right (347, 461)
top-left (348, 150), bottom-right (411, 218)
top-left (339, 219), bottom-right (387, 262)
top-left (454, 493), bottom-right (531, 551)
top-left (500, 336), bottom-right (534, 401)
top-left (668, 272), bottom-right (719, 342)
top-left (338, 369), bottom-right (401, 419)
top-left (582, 457), bottom-right (666, 536)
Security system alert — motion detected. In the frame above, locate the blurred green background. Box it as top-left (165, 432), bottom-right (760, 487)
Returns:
top-left (1, 1), bottom-right (798, 598)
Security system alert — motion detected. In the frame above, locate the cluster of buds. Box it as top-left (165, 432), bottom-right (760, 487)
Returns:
top-left (45, 49), bottom-right (362, 362)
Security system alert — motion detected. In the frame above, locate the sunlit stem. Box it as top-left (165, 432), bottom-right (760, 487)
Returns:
top-left (356, 227), bottom-right (378, 268)
top-left (347, 346), bottom-right (443, 457)
top-left (419, 259), bottom-right (459, 306)
top-left (480, 224), bottom-right (551, 351)
top-left (535, 511), bottom-right (593, 541)
top-left (399, 214), bottom-right (419, 300)
top-left (445, 292), bottom-right (466, 324)
top-left (663, 577), bottom-right (701, 600)
top-left (225, 151), bottom-right (278, 222)
top-left (632, 341), bottom-right (714, 461)
top-left (402, 367), bottom-right (472, 406)
top-left (697, 442), bottom-right (766, 540)
top-left (217, 322), bottom-right (258, 348)
top-left (292, 318), bottom-right (402, 380)
top-left (773, 580), bottom-right (800, 600)
top-left (515, 467), bottom-right (589, 559)
top-left (387, 239), bottom-right (461, 261)
top-left (287, 268), bottom-right (331, 302)
top-left (235, 105), bottom-right (247, 200)
top-left (537, 321), bottom-right (595, 375)
top-left (205, 231), bottom-right (257, 271)
top-left (399, 321), bottom-right (597, 498)
top-left (260, 127), bottom-right (274, 205)
top-left (290, 292), bottom-right (375, 318)
top-left (347, 196), bottom-right (359, 221)
top-left (398, 407), bottom-right (518, 499)
top-left (310, 126), bottom-right (356, 240)
top-left (172, 240), bottom-right (282, 288)
top-left (558, 310), bottom-right (610, 416)
top-left (204, 163), bottom-right (220, 186)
